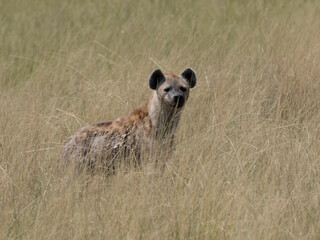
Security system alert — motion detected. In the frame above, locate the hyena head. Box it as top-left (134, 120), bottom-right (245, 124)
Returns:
top-left (149, 68), bottom-right (197, 109)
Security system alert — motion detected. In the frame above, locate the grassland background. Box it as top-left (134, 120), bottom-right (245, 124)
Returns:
top-left (1, 0), bottom-right (320, 239)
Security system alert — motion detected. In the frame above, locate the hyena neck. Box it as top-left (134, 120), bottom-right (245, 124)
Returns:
top-left (148, 92), bottom-right (182, 138)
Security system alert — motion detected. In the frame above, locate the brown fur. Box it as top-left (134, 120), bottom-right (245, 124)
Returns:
top-left (63, 68), bottom-right (196, 172)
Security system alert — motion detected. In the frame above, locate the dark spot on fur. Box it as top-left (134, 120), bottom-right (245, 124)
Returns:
top-left (94, 121), bottom-right (113, 127)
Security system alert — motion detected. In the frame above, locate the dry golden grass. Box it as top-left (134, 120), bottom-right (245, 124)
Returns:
top-left (1, 0), bottom-right (320, 239)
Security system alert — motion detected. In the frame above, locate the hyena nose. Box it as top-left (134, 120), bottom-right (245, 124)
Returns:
top-left (173, 94), bottom-right (182, 103)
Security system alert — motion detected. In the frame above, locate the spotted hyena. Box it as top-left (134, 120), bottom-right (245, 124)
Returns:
top-left (63, 68), bottom-right (197, 172)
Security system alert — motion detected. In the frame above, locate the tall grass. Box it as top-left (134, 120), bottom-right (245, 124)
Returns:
top-left (1, 0), bottom-right (320, 239)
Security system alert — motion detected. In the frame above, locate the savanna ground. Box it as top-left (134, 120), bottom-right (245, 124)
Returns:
top-left (1, 0), bottom-right (320, 239)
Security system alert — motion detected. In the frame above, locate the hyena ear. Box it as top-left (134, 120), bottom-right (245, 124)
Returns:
top-left (181, 68), bottom-right (197, 88)
top-left (149, 69), bottom-right (166, 90)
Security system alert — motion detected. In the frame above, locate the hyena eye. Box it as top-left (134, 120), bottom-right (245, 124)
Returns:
top-left (164, 87), bottom-right (171, 92)
top-left (180, 86), bottom-right (187, 92)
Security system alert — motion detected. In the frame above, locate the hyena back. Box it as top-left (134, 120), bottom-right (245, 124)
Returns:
top-left (63, 68), bottom-right (196, 172)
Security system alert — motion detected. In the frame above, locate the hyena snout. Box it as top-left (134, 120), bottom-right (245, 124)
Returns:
top-left (171, 91), bottom-right (185, 108)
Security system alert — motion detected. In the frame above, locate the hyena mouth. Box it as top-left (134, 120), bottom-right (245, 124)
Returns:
top-left (170, 98), bottom-right (185, 108)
